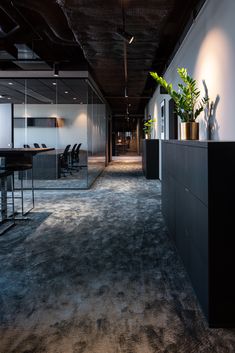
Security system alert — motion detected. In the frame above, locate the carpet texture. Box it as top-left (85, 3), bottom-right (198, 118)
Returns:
top-left (0, 161), bottom-right (235, 353)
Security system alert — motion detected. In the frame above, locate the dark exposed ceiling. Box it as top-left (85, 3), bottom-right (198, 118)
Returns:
top-left (0, 0), bottom-right (205, 117)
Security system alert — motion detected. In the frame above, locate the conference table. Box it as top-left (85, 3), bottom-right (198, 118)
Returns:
top-left (0, 147), bottom-right (55, 165)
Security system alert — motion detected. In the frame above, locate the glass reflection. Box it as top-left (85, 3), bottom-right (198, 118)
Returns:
top-left (87, 85), bottom-right (106, 187)
top-left (0, 76), bottom-right (107, 189)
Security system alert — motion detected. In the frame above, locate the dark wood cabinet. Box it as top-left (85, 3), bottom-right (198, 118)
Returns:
top-left (162, 140), bottom-right (235, 327)
top-left (142, 139), bottom-right (159, 179)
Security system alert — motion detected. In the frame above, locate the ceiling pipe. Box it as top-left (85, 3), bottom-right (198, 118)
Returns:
top-left (12, 0), bottom-right (75, 43)
top-left (120, 0), bottom-right (131, 101)
top-left (0, 5), bottom-right (20, 38)
top-left (43, 29), bottom-right (79, 47)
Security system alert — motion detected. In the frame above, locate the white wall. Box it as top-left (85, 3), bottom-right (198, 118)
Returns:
top-left (0, 103), bottom-right (13, 148)
top-left (147, 0), bottom-right (235, 141)
top-left (14, 104), bottom-right (87, 149)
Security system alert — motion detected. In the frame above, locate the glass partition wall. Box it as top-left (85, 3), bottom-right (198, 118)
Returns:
top-left (0, 76), bottom-right (107, 189)
top-left (87, 85), bottom-right (106, 187)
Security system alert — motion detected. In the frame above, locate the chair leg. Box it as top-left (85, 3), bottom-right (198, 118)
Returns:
top-left (21, 173), bottom-right (24, 216)
top-left (10, 174), bottom-right (15, 222)
top-left (15, 169), bottom-right (34, 217)
top-left (0, 174), bottom-right (15, 235)
top-left (32, 168), bottom-right (35, 209)
top-left (22, 169), bottom-right (34, 216)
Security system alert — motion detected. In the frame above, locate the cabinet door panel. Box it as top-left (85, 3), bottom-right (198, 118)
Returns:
top-left (190, 195), bottom-right (208, 263)
top-left (162, 173), bottom-right (176, 238)
top-left (188, 243), bottom-right (208, 318)
top-left (175, 144), bottom-right (187, 184)
top-left (175, 182), bottom-right (190, 268)
top-left (164, 142), bottom-right (176, 177)
top-left (185, 146), bottom-right (208, 206)
top-left (186, 191), bottom-right (209, 318)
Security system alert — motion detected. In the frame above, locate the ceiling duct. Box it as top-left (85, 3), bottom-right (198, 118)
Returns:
top-left (0, 6), bottom-right (20, 39)
top-left (12, 0), bottom-right (76, 43)
top-left (0, 42), bottom-right (18, 60)
top-left (13, 44), bottom-right (51, 70)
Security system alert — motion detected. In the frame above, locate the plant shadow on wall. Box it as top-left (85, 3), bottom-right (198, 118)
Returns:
top-left (202, 80), bottom-right (220, 140)
top-left (150, 68), bottom-right (209, 140)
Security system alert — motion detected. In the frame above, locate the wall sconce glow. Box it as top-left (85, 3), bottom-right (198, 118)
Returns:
top-left (194, 27), bottom-right (234, 139)
top-left (194, 28), bottom-right (232, 99)
top-left (75, 113), bottom-right (87, 127)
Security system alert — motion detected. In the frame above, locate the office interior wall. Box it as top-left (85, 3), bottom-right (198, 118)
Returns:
top-left (0, 103), bottom-right (13, 148)
top-left (14, 104), bottom-right (88, 149)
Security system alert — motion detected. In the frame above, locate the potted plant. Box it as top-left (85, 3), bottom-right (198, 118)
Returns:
top-left (143, 116), bottom-right (156, 139)
top-left (150, 68), bottom-right (209, 140)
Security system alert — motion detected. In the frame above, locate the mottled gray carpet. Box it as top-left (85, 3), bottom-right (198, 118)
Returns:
top-left (0, 161), bottom-right (235, 353)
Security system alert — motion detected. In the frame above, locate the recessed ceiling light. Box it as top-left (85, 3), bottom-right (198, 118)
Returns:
top-left (7, 97), bottom-right (11, 100)
top-left (0, 95), bottom-right (4, 98)
top-left (73, 97), bottom-right (77, 100)
top-left (8, 82), bottom-right (13, 85)
top-left (65, 91), bottom-right (68, 94)
top-left (52, 82), bottom-right (57, 86)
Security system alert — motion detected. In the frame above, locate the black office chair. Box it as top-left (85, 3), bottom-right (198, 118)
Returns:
top-left (72, 143), bottom-right (82, 169)
top-left (41, 143), bottom-right (47, 148)
top-left (23, 144), bottom-right (30, 148)
top-left (34, 143), bottom-right (40, 148)
top-left (70, 143), bottom-right (77, 169)
top-left (59, 145), bottom-right (71, 177)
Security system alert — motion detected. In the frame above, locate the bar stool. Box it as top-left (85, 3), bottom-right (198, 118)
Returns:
top-left (0, 170), bottom-right (15, 235)
top-left (6, 163), bottom-right (34, 217)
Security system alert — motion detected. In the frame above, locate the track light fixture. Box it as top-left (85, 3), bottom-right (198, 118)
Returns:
top-left (124, 86), bottom-right (128, 98)
top-left (116, 29), bottom-right (134, 44)
top-left (53, 63), bottom-right (59, 77)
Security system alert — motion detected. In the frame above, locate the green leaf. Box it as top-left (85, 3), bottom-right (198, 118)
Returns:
top-left (149, 68), bottom-right (210, 122)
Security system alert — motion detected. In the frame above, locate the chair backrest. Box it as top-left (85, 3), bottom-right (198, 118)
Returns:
top-left (75, 143), bottom-right (82, 154)
top-left (71, 143), bottom-right (77, 158)
top-left (63, 144), bottom-right (71, 158)
top-left (71, 143), bottom-right (77, 153)
top-left (41, 143), bottom-right (47, 148)
top-left (74, 143), bottom-right (82, 161)
top-left (23, 144), bottom-right (30, 148)
top-left (34, 143), bottom-right (40, 148)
